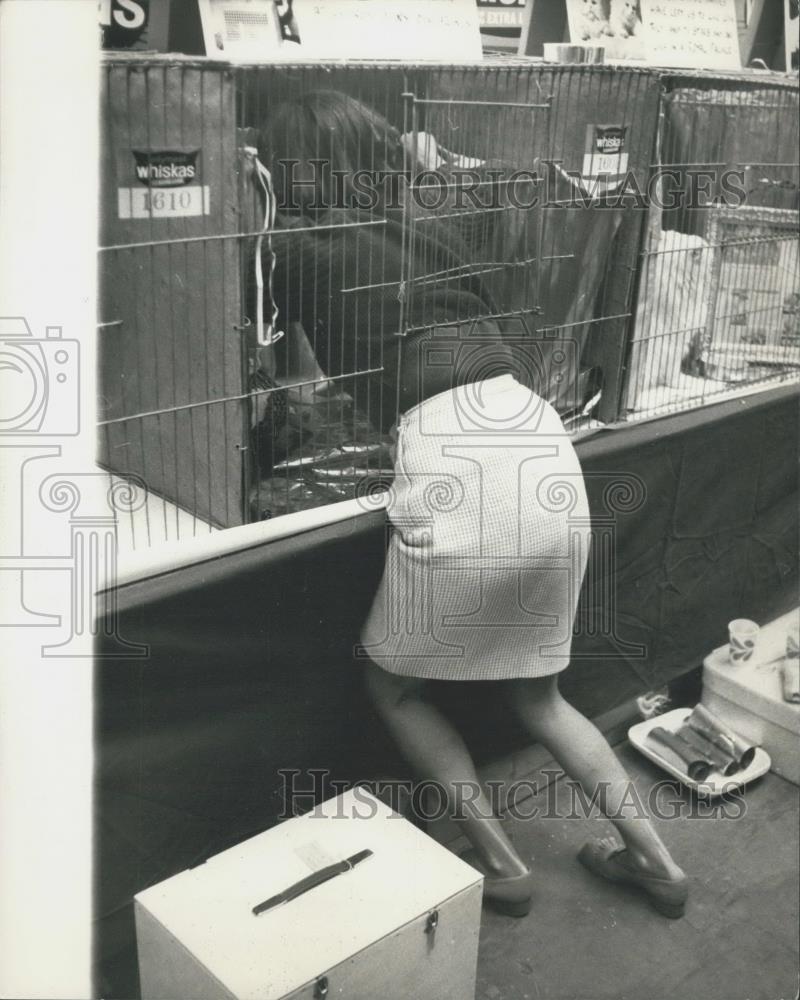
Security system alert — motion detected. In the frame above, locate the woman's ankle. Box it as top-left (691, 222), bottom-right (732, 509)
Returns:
top-left (460, 828), bottom-right (530, 879)
top-left (484, 855), bottom-right (530, 879)
top-left (617, 835), bottom-right (685, 880)
top-left (470, 852), bottom-right (530, 880)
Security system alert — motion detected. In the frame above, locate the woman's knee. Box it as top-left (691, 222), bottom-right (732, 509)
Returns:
top-left (507, 675), bottom-right (562, 715)
top-left (364, 662), bottom-right (425, 710)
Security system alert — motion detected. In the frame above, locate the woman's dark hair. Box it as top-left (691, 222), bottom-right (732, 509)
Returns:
top-left (260, 89), bottom-right (405, 214)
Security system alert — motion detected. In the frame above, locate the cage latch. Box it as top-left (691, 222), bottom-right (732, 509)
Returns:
top-left (425, 908), bottom-right (439, 945)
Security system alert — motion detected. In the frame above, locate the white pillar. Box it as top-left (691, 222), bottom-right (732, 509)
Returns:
top-left (0, 1), bottom-right (99, 996)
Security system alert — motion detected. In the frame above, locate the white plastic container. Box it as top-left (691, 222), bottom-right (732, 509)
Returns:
top-left (135, 788), bottom-right (483, 1000)
top-left (702, 608), bottom-right (800, 786)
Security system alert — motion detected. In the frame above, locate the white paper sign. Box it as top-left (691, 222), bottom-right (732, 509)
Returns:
top-left (293, 0), bottom-right (483, 60)
top-left (117, 186), bottom-right (211, 220)
top-left (640, 0), bottom-right (741, 70)
top-left (198, 0), bottom-right (283, 59)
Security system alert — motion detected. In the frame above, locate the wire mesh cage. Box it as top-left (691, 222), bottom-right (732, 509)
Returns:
top-left (97, 57), bottom-right (799, 551)
top-left (240, 61), bottom-right (663, 521)
top-left (623, 74), bottom-right (800, 418)
top-left (238, 63), bottom-right (418, 524)
top-left (99, 58), bottom-right (245, 550)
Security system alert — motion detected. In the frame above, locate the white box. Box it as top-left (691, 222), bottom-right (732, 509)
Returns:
top-left (702, 608), bottom-right (800, 786)
top-left (135, 789), bottom-right (483, 1000)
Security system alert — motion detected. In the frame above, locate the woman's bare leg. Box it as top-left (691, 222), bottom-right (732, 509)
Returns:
top-left (365, 662), bottom-right (529, 879)
top-left (507, 675), bottom-right (685, 879)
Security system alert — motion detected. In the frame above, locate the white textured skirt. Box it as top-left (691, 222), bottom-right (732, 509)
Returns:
top-left (360, 374), bottom-right (592, 680)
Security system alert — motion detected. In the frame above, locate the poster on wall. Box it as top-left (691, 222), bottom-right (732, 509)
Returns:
top-left (99, 0), bottom-right (170, 50)
top-left (639, 0), bottom-right (741, 70)
top-left (477, 0), bottom-right (526, 51)
top-left (291, 0), bottom-right (483, 59)
top-left (564, 0), bottom-right (646, 61)
top-left (197, 0), bottom-right (283, 58)
top-left (523, 0), bottom-right (742, 69)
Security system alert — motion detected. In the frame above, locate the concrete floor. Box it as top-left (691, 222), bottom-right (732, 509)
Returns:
top-left (474, 741), bottom-right (799, 1000)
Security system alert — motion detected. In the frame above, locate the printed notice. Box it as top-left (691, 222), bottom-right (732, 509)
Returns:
top-left (292, 0), bottom-right (483, 60)
top-left (117, 185), bottom-right (211, 219)
top-left (640, 0), bottom-right (740, 70)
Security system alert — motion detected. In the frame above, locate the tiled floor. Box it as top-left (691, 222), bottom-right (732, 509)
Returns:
top-left (475, 741), bottom-right (799, 1000)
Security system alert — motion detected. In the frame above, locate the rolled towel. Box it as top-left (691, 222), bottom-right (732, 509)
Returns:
top-left (647, 727), bottom-right (714, 781)
top-left (676, 723), bottom-right (740, 776)
top-left (688, 704), bottom-right (757, 768)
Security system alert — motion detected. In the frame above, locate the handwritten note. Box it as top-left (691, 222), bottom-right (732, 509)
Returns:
top-left (640, 0), bottom-right (741, 70)
top-left (292, 0), bottom-right (483, 60)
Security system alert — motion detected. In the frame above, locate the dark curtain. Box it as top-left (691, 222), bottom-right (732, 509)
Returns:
top-left (661, 82), bottom-right (800, 237)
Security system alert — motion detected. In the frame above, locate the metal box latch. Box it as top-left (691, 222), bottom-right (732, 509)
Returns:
top-left (425, 908), bottom-right (439, 945)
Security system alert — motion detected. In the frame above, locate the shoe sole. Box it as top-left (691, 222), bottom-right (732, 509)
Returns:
top-left (649, 896), bottom-right (686, 919)
top-left (483, 894), bottom-right (532, 918)
top-left (577, 846), bottom-right (687, 920)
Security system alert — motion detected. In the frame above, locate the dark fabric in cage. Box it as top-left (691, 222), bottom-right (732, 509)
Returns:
top-left (661, 84), bottom-right (800, 237)
top-left (421, 64), bottom-right (663, 425)
top-left (268, 204), bottom-right (517, 433)
top-left (264, 160), bottom-right (606, 441)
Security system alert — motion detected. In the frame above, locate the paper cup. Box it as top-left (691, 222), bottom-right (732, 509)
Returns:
top-left (728, 619), bottom-right (759, 663)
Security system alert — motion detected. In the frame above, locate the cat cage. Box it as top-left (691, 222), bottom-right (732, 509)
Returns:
top-left (98, 55), bottom-right (244, 542)
top-left (623, 71), bottom-right (800, 418)
top-left (98, 56), bottom-right (662, 545)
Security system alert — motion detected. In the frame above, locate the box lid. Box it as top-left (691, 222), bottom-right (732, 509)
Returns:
top-left (703, 608), bottom-right (800, 735)
top-left (135, 789), bottom-right (482, 999)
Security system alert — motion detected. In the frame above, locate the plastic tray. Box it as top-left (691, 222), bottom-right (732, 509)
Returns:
top-left (628, 707), bottom-right (771, 798)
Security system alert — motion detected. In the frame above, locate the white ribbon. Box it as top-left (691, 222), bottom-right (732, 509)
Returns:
top-left (244, 145), bottom-right (284, 348)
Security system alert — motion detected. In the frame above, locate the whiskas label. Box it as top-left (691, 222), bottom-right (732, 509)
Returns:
top-left (593, 125), bottom-right (628, 154)
top-left (132, 150), bottom-right (199, 187)
top-left (582, 124), bottom-right (629, 189)
top-left (119, 150), bottom-right (209, 219)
